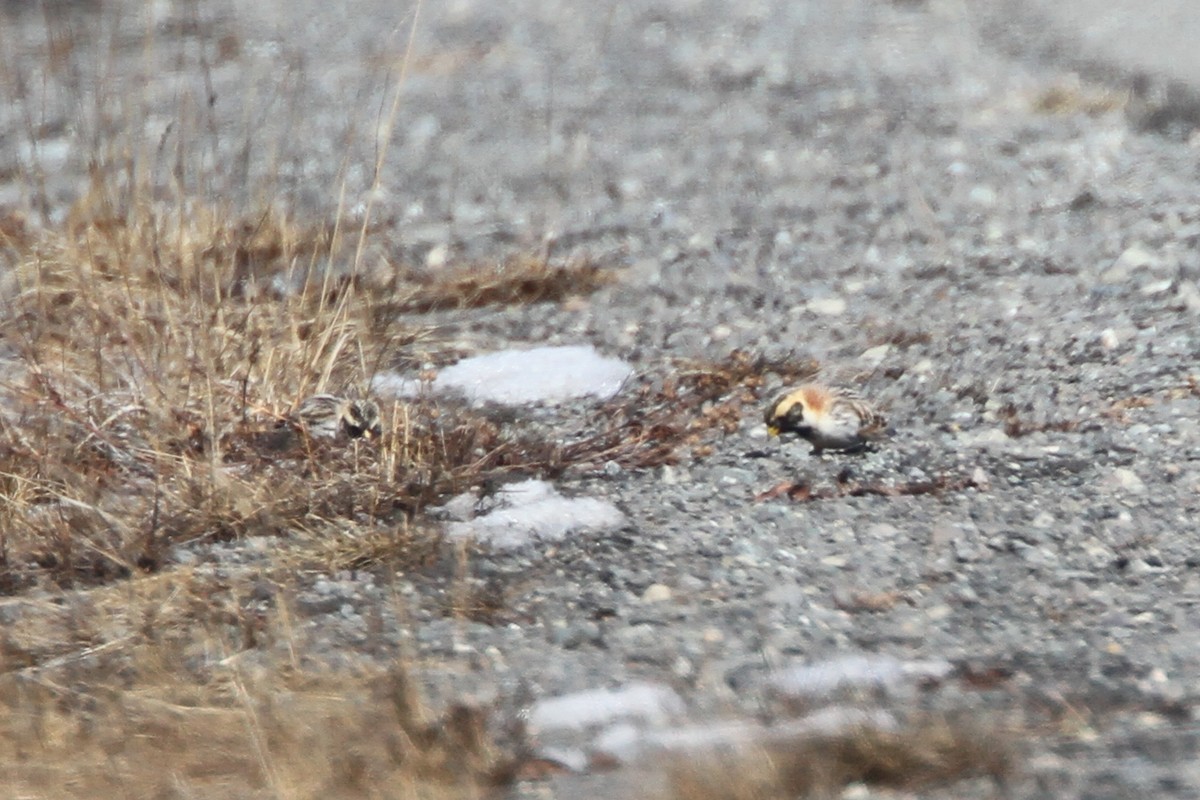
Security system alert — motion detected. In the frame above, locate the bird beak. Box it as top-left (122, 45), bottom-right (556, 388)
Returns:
top-left (767, 425), bottom-right (779, 437)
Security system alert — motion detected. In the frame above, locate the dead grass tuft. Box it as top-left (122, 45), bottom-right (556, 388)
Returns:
top-left (387, 252), bottom-right (615, 314)
top-left (0, 570), bottom-right (530, 799)
top-left (0, 647), bottom-right (521, 799)
top-left (0, 169), bottom-right (631, 589)
top-left (665, 714), bottom-right (1013, 800)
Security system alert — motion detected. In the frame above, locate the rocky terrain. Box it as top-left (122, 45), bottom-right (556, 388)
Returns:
top-left (2, 0), bottom-right (1199, 797)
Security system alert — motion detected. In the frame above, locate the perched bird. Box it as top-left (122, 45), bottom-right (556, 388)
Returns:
top-left (291, 394), bottom-right (382, 441)
top-left (764, 384), bottom-right (887, 455)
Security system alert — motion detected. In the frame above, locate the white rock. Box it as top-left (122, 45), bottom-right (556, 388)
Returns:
top-left (425, 243), bottom-right (450, 269)
top-left (1107, 467), bottom-right (1146, 494)
top-left (1177, 280), bottom-right (1200, 315)
top-left (865, 522), bottom-right (899, 539)
top-left (428, 492), bottom-right (477, 521)
top-left (968, 185), bottom-right (997, 206)
top-left (961, 428), bottom-right (1011, 448)
top-left (859, 344), bottom-right (891, 365)
top-left (530, 746), bottom-right (589, 773)
top-left (1102, 243), bottom-right (1156, 283)
top-left (807, 296), bottom-right (847, 316)
top-left (641, 583), bottom-right (673, 603)
top-left (1116, 243), bottom-right (1156, 270)
top-left (971, 466), bottom-right (991, 489)
top-left (1032, 511), bottom-right (1056, 529)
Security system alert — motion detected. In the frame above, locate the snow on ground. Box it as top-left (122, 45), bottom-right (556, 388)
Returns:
top-left (768, 655), bottom-right (955, 700)
top-left (375, 345), bottom-right (632, 406)
top-left (442, 479), bottom-right (626, 550)
top-left (529, 682), bottom-right (686, 733)
top-left (593, 707), bottom-right (899, 764)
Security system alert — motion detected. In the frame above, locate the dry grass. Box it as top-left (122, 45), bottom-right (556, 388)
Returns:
top-left (386, 252), bottom-right (615, 314)
top-left (0, 191), bottom-right (810, 588)
top-left (0, 150), bottom-right (823, 794)
top-left (0, 557), bottom-right (530, 799)
top-left (664, 714), bottom-right (1014, 800)
top-left (0, 161), bottom-right (611, 792)
top-left (0, 166), bottom-right (635, 590)
top-left (0, 139), bottom-right (817, 587)
top-left (0, 10), bottom-right (863, 796)
top-left (0, 630), bottom-right (521, 800)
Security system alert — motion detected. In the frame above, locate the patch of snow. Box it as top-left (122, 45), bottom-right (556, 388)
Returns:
top-left (376, 345), bottom-right (632, 406)
top-left (530, 746), bottom-right (590, 773)
top-left (445, 479), bottom-right (625, 550)
top-left (593, 707), bottom-right (898, 765)
top-left (529, 682), bottom-right (685, 733)
top-left (769, 655), bottom-right (953, 700)
top-left (427, 491), bottom-right (478, 521)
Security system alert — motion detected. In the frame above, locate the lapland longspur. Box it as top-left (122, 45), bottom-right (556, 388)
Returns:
top-left (764, 384), bottom-right (887, 454)
top-left (292, 394), bottom-right (382, 440)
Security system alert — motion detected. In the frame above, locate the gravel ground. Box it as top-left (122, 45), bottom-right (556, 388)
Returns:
top-left (5, 0), bottom-right (1200, 797)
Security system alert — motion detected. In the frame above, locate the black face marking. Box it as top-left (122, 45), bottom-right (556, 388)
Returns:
top-left (768, 394), bottom-right (800, 424)
top-left (769, 401), bottom-right (808, 436)
top-left (342, 402), bottom-right (381, 439)
top-left (784, 404), bottom-right (806, 428)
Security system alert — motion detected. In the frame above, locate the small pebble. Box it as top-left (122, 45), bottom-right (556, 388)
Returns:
top-left (641, 583), bottom-right (673, 603)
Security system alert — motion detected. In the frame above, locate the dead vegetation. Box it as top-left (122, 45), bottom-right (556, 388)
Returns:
top-left (755, 470), bottom-right (987, 503)
top-left (0, 627), bottom-right (523, 800)
top-left (664, 714), bottom-right (1013, 800)
top-left (1030, 79), bottom-right (1128, 117)
top-left (0, 164), bottom-right (637, 591)
top-left (386, 252), bottom-right (615, 314)
top-left (0, 12), bottom-right (1034, 797)
top-left (0, 157), bottom-right (832, 793)
top-left (0, 534), bottom-right (531, 799)
top-left (997, 403), bottom-right (1080, 438)
top-left (0, 182), bottom-right (809, 590)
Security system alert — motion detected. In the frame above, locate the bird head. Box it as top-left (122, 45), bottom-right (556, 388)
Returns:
top-left (342, 399), bottom-right (382, 440)
top-left (764, 389), bottom-right (811, 438)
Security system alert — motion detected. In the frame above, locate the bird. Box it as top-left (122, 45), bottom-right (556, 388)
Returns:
top-left (290, 394), bottom-right (382, 441)
top-left (764, 384), bottom-right (888, 455)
